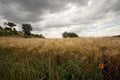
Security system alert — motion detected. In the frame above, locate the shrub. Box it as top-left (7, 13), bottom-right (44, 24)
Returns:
top-left (62, 31), bottom-right (78, 38)
top-left (0, 26), bottom-right (3, 29)
top-left (4, 27), bottom-right (12, 31)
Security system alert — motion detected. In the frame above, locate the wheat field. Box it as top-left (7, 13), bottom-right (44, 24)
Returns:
top-left (0, 37), bottom-right (120, 80)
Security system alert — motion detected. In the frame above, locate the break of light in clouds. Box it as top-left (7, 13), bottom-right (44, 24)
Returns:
top-left (0, 0), bottom-right (120, 38)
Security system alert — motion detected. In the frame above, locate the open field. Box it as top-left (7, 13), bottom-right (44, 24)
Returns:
top-left (0, 37), bottom-right (120, 80)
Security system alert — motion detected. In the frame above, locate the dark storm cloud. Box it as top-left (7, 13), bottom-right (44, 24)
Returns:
top-left (110, 0), bottom-right (120, 13)
top-left (0, 0), bottom-right (89, 23)
top-left (0, 0), bottom-right (120, 23)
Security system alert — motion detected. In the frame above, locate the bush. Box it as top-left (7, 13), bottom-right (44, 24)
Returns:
top-left (13, 28), bottom-right (18, 34)
top-left (31, 34), bottom-right (45, 38)
top-left (4, 27), bottom-right (12, 31)
top-left (0, 26), bottom-right (3, 29)
top-left (62, 31), bottom-right (78, 38)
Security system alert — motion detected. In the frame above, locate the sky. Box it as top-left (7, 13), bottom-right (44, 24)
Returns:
top-left (0, 0), bottom-right (120, 38)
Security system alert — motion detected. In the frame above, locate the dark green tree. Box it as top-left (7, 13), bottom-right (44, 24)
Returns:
top-left (4, 22), bottom-right (7, 27)
top-left (4, 27), bottom-right (12, 30)
top-left (62, 31), bottom-right (78, 38)
top-left (62, 31), bottom-right (68, 38)
top-left (7, 22), bottom-right (16, 29)
top-left (22, 24), bottom-right (32, 36)
top-left (31, 34), bottom-right (45, 38)
top-left (38, 34), bottom-right (45, 38)
top-left (13, 28), bottom-right (18, 34)
top-left (0, 26), bottom-right (2, 29)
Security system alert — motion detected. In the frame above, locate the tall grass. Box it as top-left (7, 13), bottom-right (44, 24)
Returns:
top-left (0, 37), bottom-right (120, 80)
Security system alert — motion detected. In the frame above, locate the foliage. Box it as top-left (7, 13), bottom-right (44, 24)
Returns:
top-left (1, 22), bottom-right (45, 38)
top-left (0, 24), bottom-right (45, 38)
top-left (13, 28), bottom-right (18, 34)
top-left (4, 27), bottom-right (12, 30)
top-left (113, 35), bottom-right (120, 37)
top-left (0, 26), bottom-right (3, 29)
top-left (7, 22), bottom-right (16, 28)
top-left (31, 34), bottom-right (45, 38)
top-left (62, 31), bottom-right (78, 38)
top-left (0, 27), bottom-right (18, 36)
top-left (0, 29), bottom-right (15, 37)
top-left (22, 24), bottom-right (32, 36)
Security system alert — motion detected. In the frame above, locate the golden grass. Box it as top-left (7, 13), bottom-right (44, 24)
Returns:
top-left (0, 37), bottom-right (120, 80)
top-left (0, 37), bottom-right (120, 55)
top-left (0, 37), bottom-right (120, 63)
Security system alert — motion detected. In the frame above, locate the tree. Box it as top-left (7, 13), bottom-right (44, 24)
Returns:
top-left (62, 31), bottom-right (68, 38)
top-left (38, 34), bottom-right (45, 38)
top-left (4, 22), bottom-right (7, 27)
top-left (0, 26), bottom-right (2, 29)
top-left (7, 22), bottom-right (16, 29)
top-left (22, 24), bottom-right (32, 36)
top-left (31, 34), bottom-right (45, 38)
top-left (62, 31), bottom-right (78, 38)
top-left (13, 28), bottom-right (18, 34)
top-left (4, 27), bottom-right (12, 30)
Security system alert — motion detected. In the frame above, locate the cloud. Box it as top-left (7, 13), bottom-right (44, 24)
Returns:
top-left (0, 0), bottom-right (120, 38)
top-left (0, 0), bottom-right (89, 23)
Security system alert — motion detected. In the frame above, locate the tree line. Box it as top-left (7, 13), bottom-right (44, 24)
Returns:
top-left (0, 22), bottom-right (45, 38)
top-left (0, 22), bottom-right (79, 38)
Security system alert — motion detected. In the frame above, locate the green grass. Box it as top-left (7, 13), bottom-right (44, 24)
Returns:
top-left (0, 46), bottom-right (109, 80)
